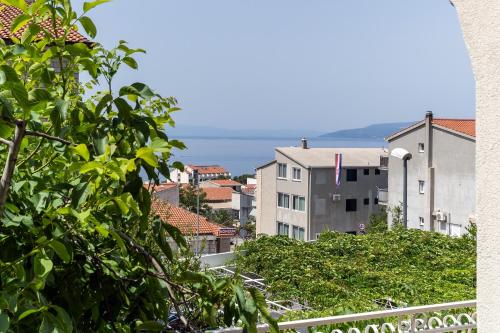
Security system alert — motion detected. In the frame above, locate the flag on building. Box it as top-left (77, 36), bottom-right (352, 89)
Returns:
top-left (335, 153), bottom-right (342, 186)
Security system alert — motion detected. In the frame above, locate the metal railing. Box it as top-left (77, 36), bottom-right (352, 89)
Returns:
top-left (209, 300), bottom-right (476, 333)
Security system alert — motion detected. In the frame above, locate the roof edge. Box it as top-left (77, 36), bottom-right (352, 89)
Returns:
top-left (385, 121), bottom-right (425, 142)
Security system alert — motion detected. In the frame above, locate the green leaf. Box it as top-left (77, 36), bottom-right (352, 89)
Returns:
top-left (10, 13), bottom-right (30, 33)
top-left (0, 65), bottom-right (19, 82)
top-left (122, 56), bottom-right (138, 69)
top-left (80, 161), bottom-right (104, 174)
top-left (135, 321), bottom-right (165, 331)
top-left (54, 99), bottom-right (69, 120)
top-left (10, 82), bottom-right (29, 107)
top-left (49, 240), bottom-right (70, 263)
top-left (0, 122), bottom-right (13, 139)
top-left (21, 22), bottom-right (40, 44)
top-left (18, 307), bottom-right (45, 321)
top-left (0, 312), bottom-right (10, 333)
top-left (83, 0), bottom-right (111, 12)
top-left (150, 137), bottom-right (170, 153)
top-left (72, 144), bottom-right (90, 161)
top-left (136, 147), bottom-right (158, 167)
top-left (79, 16), bottom-right (97, 38)
top-left (34, 254), bottom-right (53, 278)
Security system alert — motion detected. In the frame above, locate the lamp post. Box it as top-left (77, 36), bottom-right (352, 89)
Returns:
top-left (192, 169), bottom-right (200, 255)
top-left (390, 148), bottom-right (412, 229)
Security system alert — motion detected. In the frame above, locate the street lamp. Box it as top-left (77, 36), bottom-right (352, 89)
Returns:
top-left (390, 148), bottom-right (412, 229)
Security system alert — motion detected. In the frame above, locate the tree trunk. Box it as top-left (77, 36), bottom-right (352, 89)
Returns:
top-left (0, 121), bottom-right (26, 216)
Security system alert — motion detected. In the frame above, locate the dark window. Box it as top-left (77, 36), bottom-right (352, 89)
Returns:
top-left (363, 198), bottom-right (369, 205)
top-left (346, 231), bottom-right (357, 235)
top-left (363, 169), bottom-right (369, 175)
top-left (346, 169), bottom-right (357, 182)
top-left (375, 169), bottom-right (381, 175)
top-left (346, 199), bottom-right (357, 212)
top-left (374, 198), bottom-right (379, 205)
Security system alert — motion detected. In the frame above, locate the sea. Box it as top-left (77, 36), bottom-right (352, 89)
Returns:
top-left (171, 137), bottom-right (387, 176)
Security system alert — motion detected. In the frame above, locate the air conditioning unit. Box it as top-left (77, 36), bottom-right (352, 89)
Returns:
top-left (435, 211), bottom-right (447, 222)
top-left (332, 194), bottom-right (341, 202)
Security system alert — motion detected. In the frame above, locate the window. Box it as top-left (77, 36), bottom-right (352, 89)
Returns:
top-left (346, 169), bottom-right (357, 182)
top-left (375, 169), bottom-right (381, 175)
top-left (292, 226), bottom-right (305, 241)
top-left (292, 195), bottom-right (306, 211)
top-left (277, 222), bottom-right (289, 236)
top-left (346, 199), bottom-right (357, 212)
top-left (277, 193), bottom-right (290, 208)
top-left (419, 217), bottom-right (425, 228)
top-left (419, 180), bottom-right (425, 194)
top-left (277, 163), bottom-right (287, 179)
top-left (363, 168), bottom-right (369, 175)
top-left (292, 167), bottom-right (302, 181)
top-left (418, 143), bottom-right (425, 153)
top-left (374, 198), bottom-right (379, 205)
top-left (363, 198), bottom-right (369, 205)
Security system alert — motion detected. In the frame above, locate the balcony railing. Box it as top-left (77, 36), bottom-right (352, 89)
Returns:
top-left (209, 300), bottom-right (476, 333)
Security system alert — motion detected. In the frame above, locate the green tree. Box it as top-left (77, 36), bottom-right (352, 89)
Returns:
top-left (209, 209), bottom-right (236, 227)
top-left (367, 208), bottom-right (388, 233)
top-left (179, 184), bottom-right (212, 215)
top-left (233, 174), bottom-right (255, 184)
top-left (0, 1), bottom-right (276, 332)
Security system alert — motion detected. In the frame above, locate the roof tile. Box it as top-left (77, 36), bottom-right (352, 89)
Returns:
top-left (433, 119), bottom-right (475, 137)
top-left (202, 187), bottom-right (233, 202)
top-left (0, 5), bottom-right (89, 44)
top-left (151, 200), bottom-right (235, 237)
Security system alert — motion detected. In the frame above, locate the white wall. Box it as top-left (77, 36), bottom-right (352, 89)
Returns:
top-left (452, 1), bottom-right (500, 330)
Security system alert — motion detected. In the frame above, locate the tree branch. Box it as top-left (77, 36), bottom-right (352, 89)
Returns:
top-left (25, 130), bottom-right (74, 146)
top-left (0, 138), bottom-right (12, 146)
top-left (116, 230), bottom-right (193, 332)
top-left (0, 121), bottom-right (26, 216)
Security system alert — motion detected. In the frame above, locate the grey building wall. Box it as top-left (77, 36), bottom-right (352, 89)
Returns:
top-left (154, 187), bottom-right (180, 206)
top-left (310, 167), bottom-right (387, 237)
top-left (256, 162), bottom-right (276, 235)
top-left (388, 123), bottom-right (475, 234)
top-left (257, 152), bottom-right (387, 241)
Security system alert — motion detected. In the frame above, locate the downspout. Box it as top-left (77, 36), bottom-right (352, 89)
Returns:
top-left (307, 167), bottom-right (312, 240)
top-left (425, 111), bottom-right (435, 231)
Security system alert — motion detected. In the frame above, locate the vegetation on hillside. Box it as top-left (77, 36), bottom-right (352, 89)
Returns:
top-left (235, 228), bottom-right (476, 319)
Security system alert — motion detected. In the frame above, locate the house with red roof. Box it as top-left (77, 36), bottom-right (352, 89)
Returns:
top-left (151, 200), bottom-right (236, 254)
top-left (145, 182), bottom-right (180, 206)
top-left (385, 111), bottom-right (475, 236)
top-left (170, 164), bottom-right (231, 184)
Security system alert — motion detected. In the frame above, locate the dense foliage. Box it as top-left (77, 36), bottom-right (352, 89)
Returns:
top-left (236, 229), bottom-right (476, 319)
top-left (0, 1), bottom-right (276, 332)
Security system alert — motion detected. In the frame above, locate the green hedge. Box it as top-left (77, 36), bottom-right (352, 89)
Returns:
top-left (235, 229), bottom-right (476, 318)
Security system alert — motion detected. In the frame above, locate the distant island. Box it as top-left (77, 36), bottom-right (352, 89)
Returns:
top-left (320, 122), bottom-right (414, 139)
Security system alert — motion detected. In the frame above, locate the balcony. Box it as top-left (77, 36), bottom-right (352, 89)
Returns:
top-left (377, 188), bottom-right (388, 205)
top-left (209, 300), bottom-right (476, 333)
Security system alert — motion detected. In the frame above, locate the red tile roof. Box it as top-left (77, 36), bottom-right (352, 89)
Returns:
top-left (202, 187), bottom-right (233, 202)
top-left (187, 165), bottom-right (229, 175)
top-left (433, 119), bottom-right (475, 137)
top-left (0, 5), bottom-right (89, 44)
top-left (151, 200), bottom-right (235, 237)
top-left (242, 185), bottom-right (256, 195)
top-left (144, 182), bottom-right (178, 193)
top-left (208, 179), bottom-right (242, 187)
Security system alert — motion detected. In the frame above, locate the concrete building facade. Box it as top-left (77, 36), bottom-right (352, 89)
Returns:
top-left (386, 112), bottom-right (475, 236)
top-left (256, 145), bottom-right (388, 240)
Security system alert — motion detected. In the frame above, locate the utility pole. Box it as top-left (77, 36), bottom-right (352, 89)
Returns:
top-left (192, 169), bottom-right (200, 255)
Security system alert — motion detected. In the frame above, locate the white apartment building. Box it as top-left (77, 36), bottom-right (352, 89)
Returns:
top-left (256, 142), bottom-right (388, 240)
top-left (386, 112), bottom-right (475, 236)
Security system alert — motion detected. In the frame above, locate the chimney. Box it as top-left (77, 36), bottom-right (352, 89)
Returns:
top-left (301, 137), bottom-right (308, 149)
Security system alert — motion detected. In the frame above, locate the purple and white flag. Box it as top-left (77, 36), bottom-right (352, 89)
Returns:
top-left (335, 153), bottom-right (342, 186)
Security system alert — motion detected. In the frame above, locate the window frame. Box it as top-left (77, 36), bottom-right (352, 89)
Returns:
top-left (419, 180), bottom-right (425, 194)
top-left (292, 167), bottom-right (302, 181)
top-left (346, 169), bottom-right (358, 182)
top-left (277, 192), bottom-right (290, 208)
top-left (277, 222), bottom-right (290, 237)
top-left (277, 163), bottom-right (288, 179)
top-left (346, 198), bottom-right (357, 212)
top-left (292, 195), bottom-right (306, 212)
top-left (292, 226), bottom-right (305, 241)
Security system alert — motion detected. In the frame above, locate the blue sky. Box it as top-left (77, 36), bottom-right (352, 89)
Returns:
top-left (74, 0), bottom-right (474, 133)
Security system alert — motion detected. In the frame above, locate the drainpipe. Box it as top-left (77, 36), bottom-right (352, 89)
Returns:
top-left (425, 111), bottom-right (435, 231)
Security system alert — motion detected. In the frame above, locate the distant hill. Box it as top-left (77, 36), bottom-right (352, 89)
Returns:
top-left (320, 122), bottom-right (415, 139)
top-left (168, 125), bottom-right (323, 139)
